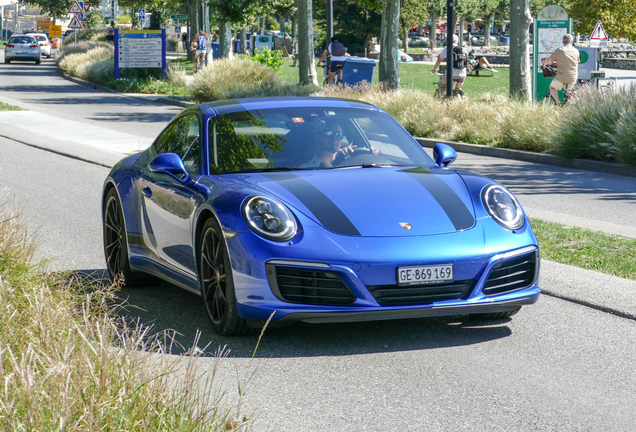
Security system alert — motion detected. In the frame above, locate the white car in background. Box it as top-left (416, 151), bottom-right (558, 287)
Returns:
top-left (31, 33), bottom-right (52, 58)
top-left (4, 34), bottom-right (41, 64)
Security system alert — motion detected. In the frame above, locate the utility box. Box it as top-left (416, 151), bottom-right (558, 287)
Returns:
top-left (341, 57), bottom-right (377, 85)
top-left (251, 34), bottom-right (273, 54)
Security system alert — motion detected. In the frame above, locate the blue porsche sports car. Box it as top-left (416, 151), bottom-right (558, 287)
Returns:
top-left (102, 97), bottom-right (540, 335)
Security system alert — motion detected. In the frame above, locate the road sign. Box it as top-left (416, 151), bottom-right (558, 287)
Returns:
top-left (68, 15), bottom-right (83, 29)
top-left (170, 14), bottom-right (187, 20)
top-left (138, 8), bottom-right (146, 23)
top-left (68, 0), bottom-right (83, 14)
top-left (83, 3), bottom-right (91, 12)
top-left (590, 21), bottom-right (608, 48)
top-left (175, 26), bottom-right (181, 33)
top-left (49, 24), bottom-right (62, 37)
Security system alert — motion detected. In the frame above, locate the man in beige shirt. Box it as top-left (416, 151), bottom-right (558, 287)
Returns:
top-left (542, 34), bottom-right (580, 104)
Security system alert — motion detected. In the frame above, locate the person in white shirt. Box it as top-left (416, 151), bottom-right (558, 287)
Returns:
top-left (430, 34), bottom-right (468, 95)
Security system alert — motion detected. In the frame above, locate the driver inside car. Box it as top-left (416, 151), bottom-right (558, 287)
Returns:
top-left (299, 119), bottom-right (379, 168)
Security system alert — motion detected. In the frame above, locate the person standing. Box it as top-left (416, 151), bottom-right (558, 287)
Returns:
top-left (541, 34), bottom-right (580, 105)
top-left (318, 36), bottom-right (351, 85)
top-left (181, 32), bottom-right (188, 52)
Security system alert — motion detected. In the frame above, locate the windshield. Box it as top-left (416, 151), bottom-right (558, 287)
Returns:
top-left (10, 37), bottom-right (36, 44)
top-left (207, 107), bottom-right (434, 174)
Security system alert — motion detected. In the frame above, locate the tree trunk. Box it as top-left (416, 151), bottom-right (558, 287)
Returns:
top-left (187, 0), bottom-right (200, 62)
top-left (402, 24), bottom-right (409, 53)
top-left (297, 0), bottom-right (318, 86)
top-left (218, 20), bottom-right (232, 59)
top-left (240, 28), bottom-right (247, 54)
top-left (379, 0), bottom-right (400, 90)
top-left (458, 16), bottom-right (464, 46)
top-left (429, 12), bottom-right (437, 48)
top-left (485, 13), bottom-right (493, 47)
top-left (509, 0), bottom-right (532, 100)
top-left (279, 15), bottom-right (285, 33)
top-left (291, 14), bottom-right (297, 40)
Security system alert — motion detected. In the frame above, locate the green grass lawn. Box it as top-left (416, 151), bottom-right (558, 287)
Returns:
top-left (279, 58), bottom-right (509, 97)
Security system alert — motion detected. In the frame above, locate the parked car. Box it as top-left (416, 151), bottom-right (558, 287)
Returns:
top-left (4, 34), bottom-right (41, 64)
top-left (31, 33), bottom-right (51, 58)
top-left (102, 97), bottom-right (541, 336)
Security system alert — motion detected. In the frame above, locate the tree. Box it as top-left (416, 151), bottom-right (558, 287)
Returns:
top-left (509, 0), bottom-right (532, 100)
top-left (19, 0), bottom-right (73, 22)
top-left (399, 0), bottom-right (428, 52)
top-left (378, 0), bottom-right (400, 90)
top-left (567, 0), bottom-right (636, 41)
top-left (421, 0), bottom-right (445, 48)
top-left (477, 0), bottom-right (500, 46)
top-left (297, 0), bottom-right (318, 85)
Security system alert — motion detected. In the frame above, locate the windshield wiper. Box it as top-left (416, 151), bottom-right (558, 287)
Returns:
top-left (233, 167), bottom-right (295, 173)
top-left (351, 163), bottom-right (404, 168)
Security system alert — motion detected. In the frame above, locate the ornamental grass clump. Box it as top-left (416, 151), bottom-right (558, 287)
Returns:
top-left (0, 202), bottom-right (252, 431)
top-left (553, 84), bottom-right (636, 164)
top-left (56, 42), bottom-right (114, 85)
top-left (189, 57), bottom-right (317, 102)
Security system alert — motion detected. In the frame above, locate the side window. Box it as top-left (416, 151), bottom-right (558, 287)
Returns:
top-left (154, 115), bottom-right (201, 174)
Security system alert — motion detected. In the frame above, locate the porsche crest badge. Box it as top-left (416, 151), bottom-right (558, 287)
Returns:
top-left (399, 222), bottom-right (412, 230)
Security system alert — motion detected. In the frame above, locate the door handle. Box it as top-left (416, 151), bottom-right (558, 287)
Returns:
top-left (142, 187), bottom-right (152, 197)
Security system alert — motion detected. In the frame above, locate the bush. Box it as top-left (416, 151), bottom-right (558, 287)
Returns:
top-left (190, 57), bottom-right (317, 102)
top-left (251, 48), bottom-right (284, 75)
top-left (56, 42), bottom-right (115, 85)
top-left (553, 85), bottom-right (636, 164)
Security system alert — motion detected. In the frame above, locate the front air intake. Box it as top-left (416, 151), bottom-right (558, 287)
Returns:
top-left (483, 250), bottom-right (537, 295)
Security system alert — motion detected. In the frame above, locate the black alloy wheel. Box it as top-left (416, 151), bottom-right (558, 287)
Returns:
top-left (103, 188), bottom-right (151, 286)
top-left (199, 218), bottom-right (251, 336)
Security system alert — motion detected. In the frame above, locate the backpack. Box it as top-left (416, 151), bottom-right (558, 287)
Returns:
top-left (452, 46), bottom-right (468, 69)
top-left (331, 42), bottom-right (346, 56)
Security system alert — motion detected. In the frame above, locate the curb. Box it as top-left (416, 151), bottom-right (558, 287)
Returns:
top-left (416, 137), bottom-right (636, 178)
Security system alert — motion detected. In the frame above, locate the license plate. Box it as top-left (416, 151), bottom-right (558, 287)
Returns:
top-left (397, 264), bottom-right (454, 286)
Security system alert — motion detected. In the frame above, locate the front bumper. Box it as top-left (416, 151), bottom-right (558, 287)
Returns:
top-left (228, 225), bottom-right (541, 323)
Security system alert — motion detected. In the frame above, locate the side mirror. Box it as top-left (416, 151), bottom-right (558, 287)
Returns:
top-left (433, 143), bottom-right (457, 167)
top-left (149, 153), bottom-right (189, 181)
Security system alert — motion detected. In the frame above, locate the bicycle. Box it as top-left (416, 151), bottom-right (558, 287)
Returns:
top-left (599, 76), bottom-right (617, 95)
top-left (542, 79), bottom-right (592, 106)
top-left (320, 55), bottom-right (344, 87)
top-left (433, 72), bottom-right (464, 99)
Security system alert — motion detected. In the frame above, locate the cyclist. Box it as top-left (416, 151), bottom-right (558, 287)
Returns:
top-left (318, 36), bottom-right (351, 85)
top-left (541, 34), bottom-right (580, 105)
top-left (190, 31), bottom-right (208, 73)
top-left (431, 34), bottom-right (468, 97)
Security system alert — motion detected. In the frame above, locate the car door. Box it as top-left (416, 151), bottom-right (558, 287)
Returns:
top-left (141, 113), bottom-right (203, 277)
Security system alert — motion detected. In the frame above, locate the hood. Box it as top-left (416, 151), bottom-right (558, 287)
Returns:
top-left (233, 167), bottom-right (476, 237)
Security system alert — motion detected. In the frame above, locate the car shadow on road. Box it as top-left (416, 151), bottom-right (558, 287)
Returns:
top-left (68, 269), bottom-right (516, 359)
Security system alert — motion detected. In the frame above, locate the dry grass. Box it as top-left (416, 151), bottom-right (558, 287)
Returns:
top-left (189, 57), bottom-right (317, 102)
top-left (314, 86), bottom-right (560, 151)
top-left (0, 200), bottom-right (252, 431)
top-left (56, 42), bottom-right (115, 85)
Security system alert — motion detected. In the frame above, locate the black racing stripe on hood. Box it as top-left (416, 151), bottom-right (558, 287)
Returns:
top-left (261, 172), bottom-right (361, 236)
top-left (404, 167), bottom-right (475, 230)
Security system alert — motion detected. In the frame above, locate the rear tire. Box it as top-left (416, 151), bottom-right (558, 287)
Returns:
top-left (199, 218), bottom-right (251, 336)
top-left (103, 188), bottom-right (153, 287)
top-left (35, 58), bottom-right (41, 64)
top-left (4, 59), bottom-right (9, 64)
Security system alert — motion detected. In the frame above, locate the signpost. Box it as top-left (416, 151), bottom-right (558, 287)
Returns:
top-left (114, 29), bottom-right (166, 79)
top-left (171, 14), bottom-right (187, 20)
top-left (49, 25), bottom-right (62, 38)
top-left (532, 5), bottom-right (572, 102)
top-left (138, 8), bottom-right (145, 24)
top-left (589, 21), bottom-right (608, 48)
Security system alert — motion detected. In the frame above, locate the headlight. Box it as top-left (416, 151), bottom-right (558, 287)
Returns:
top-left (482, 185), bottom-right (525, 230)
top-left (242, 196), bottom-right (297, 241)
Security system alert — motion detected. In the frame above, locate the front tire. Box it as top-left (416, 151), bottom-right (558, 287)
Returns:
top-left (103, 188), bottom-right (152, 286)
top-left (199, 218), bottom-right (251, 336)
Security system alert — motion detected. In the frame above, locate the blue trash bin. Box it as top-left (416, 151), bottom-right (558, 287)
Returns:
top-left (500, 36), bottom-right (510, 45)
top-left (211, 42), bottom-right (220, 59)
top-left (341, 57), bottom-right (377, 86)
